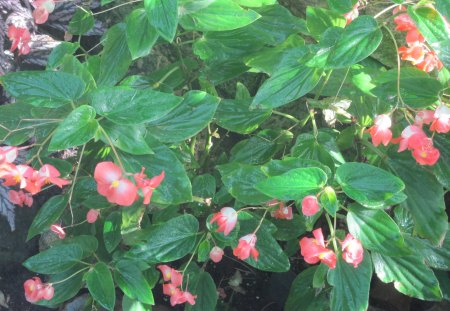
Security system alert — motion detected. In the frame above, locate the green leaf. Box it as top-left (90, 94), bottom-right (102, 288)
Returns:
top-left (68, 7), bottom-right (94, 35)
top-left (328, 252), bottom-right (372, 311)
top-left (115, 260), bottom-right (154, 305)
top-left (262, 157), bottom-right (332, 180)
top-left (285, 267), bottom-right (330, 311)
top-left (347, 204), bottom-right (410, 256)
top-left (86, 262), bottom-right (116, 311)
top-left (180, 0), bottom-right (260, 32)
top-left (272, 214), bottom-right (307, 241)
top-left (144, 0), bottom-right (178, 42)
top-left (233, 0), bottom-right (276, 6)
top-left (0, 71), bottom-right (85, 108)
top-left (306, 6), bottom-right (346, 39)
top-left (178, 0), bottom-right (215, 14)
top-left (126, 214), bottom-right (199, 263)
top-left (408, 6), bottom-right (449, 45)
top-left (23, 244), bottom-right (83, 274)
top-left (215, 98), bottom-right (271, 134)
top-left (238, 212), bottom-right (290, 272)
top-left (217, 162), bottom-right (271, 204)
top-left (336, 162), bottom-right (405, 208)
top-left (256, 167), bottom-right (328, 201)
top-left (192, 174), bottom-right (216, 199)
top-left (433, 134), bottom-right (450, 188)
top-left (48, 105), bottom-right (99, 151)
top-left (98, 23), bottom-right (132, 86)
top-left (185, 271), bottom-right (218, 311)
top-left (387, 154), bottom-right (448, 245)
top-left (326, 16), bottom-right (383, 69)
top-left (327, 0), bottom-right (354, 14)
top-left (120, 145), bottom-right (192, 204)
top-left (60, 235), bottom-right (98, 259)
top-left (126, 9), bottom-right (159, 59)
top-left (436, 0), bottom-right (450, 20)
top-left (372, 252), bottom-right (442, 300)
top-left (100, 120), bottom-right (153, 155)
top-left (103, 211), bottom-right (122, 253)
top-left (252, 47), bottom-right (323, 109)
top-left (405, 233), bottom-right (450, 270)
top-left (90, 86), bottom-right (183, 125)
top-left (319, 186), bottom-right (338, 216)
top-left (27, 195), bottom-right (68, 240)
top-left (197, 239), bottom-right (211, 262)
top-left (146, 90), bottom-right (220, 142)
top-left (122, 296), bottom-right (152, 311)
top-left (47, 42), bottom-right (80, 70)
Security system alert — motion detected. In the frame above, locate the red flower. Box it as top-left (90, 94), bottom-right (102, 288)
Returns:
top-left (233, 233), bottom-right (259, 261)
top-left (411, 137), bottom-right (440, 166)
top-left (210, 207), bottom-right (238, 236)
top-left (0, 146), bottom-right (18, 166)
top-left (24, 277), bottom-right (54, 303)
top-left (394, 13), bottom-right (416, 32)
top-left (94, 162), bottom-right (137, 206)
top-left (8, 190), bottom-right (33, 207)
top-left (299, 228), bottom-right (337, 269)
top-left (398, 44), bottom-right (425, 65)
top-left (23, 170), bottom-right (43, 195)
top-left (38, 164), bottom-right (70, 188)
top-left (32, 0), bottom-right (55, 24)
top-left (430, 104), bottom-right (450, 133)
top-left (7, 25), bottom-right (31, 55)
top-left (415, 51), bottom-right (444, 72)
top-left (209, 246), bottom-right (224, 263)
top-left (0, 164), bottom-right (33, 188)
top-left (157, 265), bottom-right (183, 287)
top-left (270, 201), bottom-right (293, 220)
top-left (163, 283), bottom-right (178, 296)
top-left (341, 234), bottom-right (364, 268)
top-left (415, 110), bottom-right (435, 126)
top-left (367, 114), bottom-right (392, 147)
top-left (397, 125), bottom-right (427, 152)
top-left (170, 289), bottom-right (197, 306)
top-left (50, 224), bottom-right (66, 239)
top-left (134, 168), bottom-right (164, 205)
top-left (301, 195), bottom-right (320, 216)
top-left (405, 29), bottom-right (425, 45)
top-left (86, 209), bottom-right (100, 223)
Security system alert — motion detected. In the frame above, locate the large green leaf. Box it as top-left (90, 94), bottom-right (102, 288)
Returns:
top-left (120, 145), bottom-right (192, 204)
top-left (285, 267), bottom-right (330, 311)
top-left (48, 105), bottom-right (99, 151)
top-left (217, 162), bottom-right (271, 204)
top-left (86, 262), bottom-right (116, 311)
top-left (144, 0), bottom-right (178, 42)
top-left (306, 6), bottom-right (346, 39)
top-left (90, 86), bottom-right (183, 125)
top-left (433, 134), bottom-right (450, 188)
top-left (336, 162), bottom-right (405, 208)
top-left (100, 120), bottom-right (153, 155)
top-left (328, 252), bottom-right (372, 311)
top-left (408, 6), bottom-right (449, 45)
top-left (326, 16), bottom-right (383, 68)
top-left (256, 167), bottom-right (328, 201)
top-left (0, 71), bottom-right (85, 108)
top-left (436, 0), bottom-right (450, 20)
top-left (387, 154), bottom-right (448, 245)
top-left (97, 23), bottom-right (132, 86)
top-left (233, 0), bottom-right (276, 6)
top-left (126, 214), bottom-right (198, 263)
top-left (347, 204), bottom-right (410, 256)
top-left (238, 212), bottom-right (290, 272)
top-left (103, 211), bottom-right (122, 253)
top-left (23, 244), bottom-right (83, 274)
top-left (68, 7), bottom-right (94, 35)
top-left (126, 9), bottom-right (159, 59)
top-left (327, 0), bottom-right (354, 14)
top-left (146, 90), bottom-right (220, 142)
top-left (185, 271), bottom-right (218, 311)
top-left (179, 0), bottom-right (260, 32)
top-left (27, 195), bottom-right (68, 240)
top-left (46, 42), bottom-right (80, 70)
top-left (272, 214), bottom-right (307, 241)
top-left (115, 260), bottom-right (154, 305)
top-left (215, 98), bottom-right (271, 134)
top-left (405, 233), bottom-right (450, 270)
top-left (372, 252), bottom-right (442, 300)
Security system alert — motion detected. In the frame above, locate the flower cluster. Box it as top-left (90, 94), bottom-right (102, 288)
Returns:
top-left (394, 6), bottom-right (443, 72)
top-left (299, 229), bottom-right (363, 269)
top-left (94, 162), bottom-right (164, 207)
top-left (24, 277), bottom-right (54, 303)
top-left (0, 146), bottom-right (70, 207)
top-left (32, 0), bottom-right (55, 24)
top-left (7, 25), bottom-right (31, 56)
top-left (157, 265), bottom-right (196, 306)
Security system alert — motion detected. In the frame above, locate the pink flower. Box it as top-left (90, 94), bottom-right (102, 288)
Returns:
top-left (398, 44), bottom-right (425, 65)
top-left (170, 289), bottom-right (197, 306)
top-left (415, 110), bottom-right (435, 126)
top-left (394, 13), bottom-right (416, 32)
top-left (270, 201), bottom-right (293, 220)
top-left (397, 125), bottom-right (427, 152)
top-left (367, 115), bottom-right (392, 147)
top-left (86, 209), bottom-right (100, 223)
top-left (24, 277), bottom-right (54, 303)
top-left (430, 104), bottom-right (450, 133)
top-left (8, 25), bottom-right (31, 55)
top-left (134, 168), bottom-right (164, 205)
top-left (233, 233), bottom-right (259, 261)
top-left (301, 195), bottom-right (320, 216)
top-left (23, 170), bottom-right (43, 195)
top-left (341, 234), bottom-right (364, 268)
top-left (299, 228), bottom-right (337, 269)
top-left (32, 0), bottom-right (55, 24)
top-left (0, 164), bottom-right (33, 188)
top-left (209, 246), bottom-right (224, 263)
top-left (411, 137), bottom-right (440, 166)
top-left (38, 164), bottom-right (70, 188)
top-left (210, 207), bottom-right (238, 236)
top-left (415, 51), bottom-right (443, 72)
top-left (0, 146), bottom-right (18, 165)
top-left (8, 190), bottom-right (33, 207)
top-left (50, 224), bottom-right (65, 239)
top-left (94, 162), bottom-right (137, 206)
top-left (405, 29), bottom-right (425, 45)
top-left (157, 265), bottom-right (183, 287)
top-left (163, 283), bottom-right (178, 296)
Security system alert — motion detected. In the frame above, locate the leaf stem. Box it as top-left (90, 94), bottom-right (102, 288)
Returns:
top-left (92, 0), bottom-right (142, 16)
top-left (253, 208), bottom-right (270, 235)
top-left (50, 266), bottom-right (90, 286)
top-left (181, 233), bottom-right (207, 277)
top-left (67, 143), bottom-right (86, 225)
top-left (99, 126), bottom-right (125, 171)
top-left (325, 213), bottom-right (338, 252)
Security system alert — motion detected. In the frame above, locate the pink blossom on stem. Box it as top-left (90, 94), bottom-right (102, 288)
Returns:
top-left (341, 234), bottom-right (364, 268)
top-left (233, 233), bottom-right (259, 261)
top-left (209, 246), bottom-right (224, 263)
top-left (210, 207), bottom-right (238, 236)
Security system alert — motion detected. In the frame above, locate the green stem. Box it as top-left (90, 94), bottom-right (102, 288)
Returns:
top-left (325, 214), bottom-right (338, 252)
top-left (181, 233), bottom-right (207, 277)
top-left (92, 0), bottom-right (142, 16)
top-left (152, 66), bottom-right (180, 88)
top-left (272, 110), bottom-right (302, 124)
top-left (99, 127), bottom-right (125, 171)
top-left (253, 208), bottom-right (270, 235)
top-left (67, 143), bottom-right (86, 225)
top-left (50, 267), bottom-right (90, 286)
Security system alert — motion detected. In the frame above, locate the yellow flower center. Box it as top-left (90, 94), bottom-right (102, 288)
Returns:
top-left (111, 180), bottom-right (120, 188)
